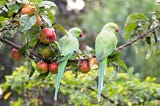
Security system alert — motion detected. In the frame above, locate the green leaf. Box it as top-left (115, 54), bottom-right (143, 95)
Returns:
top-left (111, 51), bottom-right (121, 58)
top-left (38, 1), bottom-right (57, 25)
top-left (28, 39), bottom-right (39, 48)
top-left (38, 1), bottom-right (57, 9)
top-left (46, 9), bottom-right (55, 23)
top-left (31, 60), bottom-right (37, 68)
top-left (124, 13), bottom-right (149, 39)
top-left (0, 16), bottom-right (8, 22)
top-left (51, 41), bottom-right (59, 49)
top-left (29, 0), bottom-right (43, 4)
top-left (7, 4), bottom-right (21, 17)
top-left (41, 14), bottom-right (52, 27)
top-left (115, 59), bottom-right (127, 70)
top-left (19, 43), bottom-right (29, 54)
top-left (38, 72), bottom-right (49, 80)
top-left (0, 0), bottom-right (5, 6)
top-left (19, 15), bottom-right (37, 32)
top-left (145, 47), bottom-right (152, 60)
top-left (124, 23), bottom-right (137, 39)
top-left (125, 13), bottom-right (148, 27)
top-left (53, 24), bottom-right (68, 35)
top-left (108, 51), bottom-right (121, 62)
top-left (29, 61), bottom-right (36, 77)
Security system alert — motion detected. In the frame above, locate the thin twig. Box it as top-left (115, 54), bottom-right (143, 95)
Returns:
top-left (87, 86), bottom-right (127, 106)
top-left (87, 86), bottom-right (114, 103)
top-left (0, 37), bottom-right (21, 49)
top-left (116, 25), bottom-right (160, 51)
top-left (29, 50), bottom-right (49, 62)
top-left (0, 36), bottom-right (49, 62)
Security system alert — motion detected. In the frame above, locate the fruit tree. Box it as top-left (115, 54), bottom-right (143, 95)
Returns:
top-left (0, 0), bottom-right (160, 106)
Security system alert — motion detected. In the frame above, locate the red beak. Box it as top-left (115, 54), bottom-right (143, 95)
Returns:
top-left (80, 33), bottom-right (83, 37)
top-left (116, 28), bottom-right (119, 33)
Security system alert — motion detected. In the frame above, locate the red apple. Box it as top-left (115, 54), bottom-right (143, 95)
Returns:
top-left (11, 48), bottom-right (21, 60)
top-left (89, 57), bottom-right (99, 69)
top-left (39, 28), bottom-right (56, 44)
top-left (21, 4), bottom-right (36, 16)
top-left (36, 61), bottom-right (48, 74)
top-left (49, 62), bottom-right (58, 74)
top-left (78, 59), bottom-right (90, 73)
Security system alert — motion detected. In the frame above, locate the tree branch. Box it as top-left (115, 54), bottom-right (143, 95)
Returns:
top-left (0, 36), bottom-right (49, 62)
top-left (116, 25), bottom-right (160, 51)
top-left (87, 86), bottom-right (127, 106)
top-left (87, 86), bottom-right (114, 103)
top-left (0, 36), bottom-right (21, 49)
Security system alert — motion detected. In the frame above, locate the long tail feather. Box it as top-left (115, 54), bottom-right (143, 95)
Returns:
top-left (54, 59), bottom-right (68, 100)
top-left (97, 58), bottom-right (107, 102)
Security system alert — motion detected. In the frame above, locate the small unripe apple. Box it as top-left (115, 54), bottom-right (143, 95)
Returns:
top-left (35, 14), bottom-right (42, 27)
top-left (49, 62), bottom-right (58, 74)
top-left (21, 4), bottom-right (36, 16)
top-left (89, 57), bottom-right (99, 69)
top-left (78, 59), bottom-right (90, 73)
top-left (37, 45), bottom-right (52, 57)
top-left (39, 28), bottom-right (56, 44)
top-left (11, 48), bottom-right (21, 60)
top-left (36, 61), bottom-right (48, 74)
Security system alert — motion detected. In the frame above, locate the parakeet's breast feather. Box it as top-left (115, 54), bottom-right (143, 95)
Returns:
top-left (59, 36), bottom-right (79, 56)
top-left (95, 30), bottom-right (117, 61)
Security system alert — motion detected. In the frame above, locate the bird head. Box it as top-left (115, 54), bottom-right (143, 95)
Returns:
top-left (68, 27), bottom-right (83, 38)
top-left (102, 22), bottom-right (119, 33)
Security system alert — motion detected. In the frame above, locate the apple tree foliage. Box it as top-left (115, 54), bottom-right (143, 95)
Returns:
top-left (0, 0), bottom-right (160, 105)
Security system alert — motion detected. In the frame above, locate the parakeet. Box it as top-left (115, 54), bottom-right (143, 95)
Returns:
top-left (54, 27), bottom-right (83, 101)
top-left (95, 22), bottom-right (119, 102)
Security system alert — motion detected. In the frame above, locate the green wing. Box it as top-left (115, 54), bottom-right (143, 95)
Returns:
top-left (59, 35), bottom-right (79, 56)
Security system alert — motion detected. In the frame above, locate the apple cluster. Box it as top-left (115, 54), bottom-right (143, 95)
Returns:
top-left (11, 27), bottom-right (58, 74)
top-left (10, 4), bottom-right (99, 75)
top-left (37, 61), bottom-right (58, 74)
top-left (11, 4), bottom-right (58, 74)
top-left (36, 27), bottom-right (57, 74)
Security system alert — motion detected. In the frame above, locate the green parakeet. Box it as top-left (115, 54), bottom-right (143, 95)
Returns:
top-left (54, 27), bottom-right (83, 101)
top-left (95, 22), bottom-right (119, 102)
